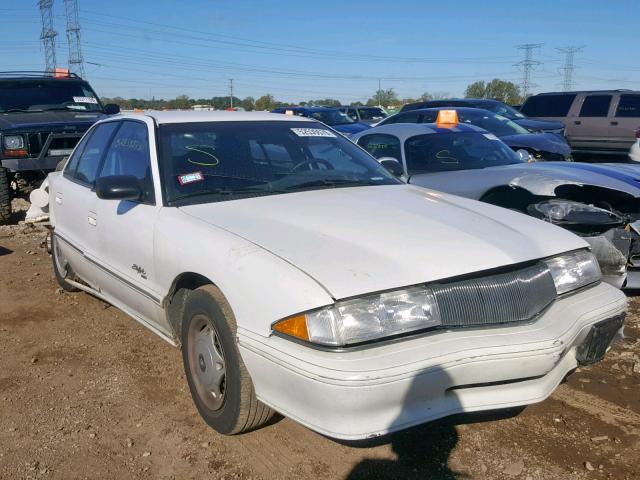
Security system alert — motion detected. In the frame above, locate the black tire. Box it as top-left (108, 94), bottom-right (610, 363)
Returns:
top-left (181, 284), bottom-right (274, 435)
top-left (51, 234), bottom-right (80, 292)
top-left (0, 167), bottom-right (11, 225)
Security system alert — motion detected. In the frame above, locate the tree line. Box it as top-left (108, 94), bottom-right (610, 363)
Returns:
top-left (102, 78), bottom-right (523, 111)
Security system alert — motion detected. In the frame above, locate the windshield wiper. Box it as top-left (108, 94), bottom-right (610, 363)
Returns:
top-left (171, 185), bottom-right (285, 204)
top-left (284, 178), bottom-right (380, 191)
top-left (1, 108), bottom-right (44, 113)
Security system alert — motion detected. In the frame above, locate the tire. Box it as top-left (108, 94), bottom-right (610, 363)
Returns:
top-left (181, 284), bottom-right (273, 435)
top-left (0, 167), bottom-right (11, 225)
top-left (51, 234), bottom-right (80, 292)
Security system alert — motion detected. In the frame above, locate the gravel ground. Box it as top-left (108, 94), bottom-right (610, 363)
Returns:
top-left (0, 221), bottom-right (639, 480)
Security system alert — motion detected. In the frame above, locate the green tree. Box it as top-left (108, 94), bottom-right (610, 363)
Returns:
top-left (465, 79), bottom-right (521, 104)
top-left (255, 94), bottom-right (277, 111)
top-left (367, 88), bottom-right (399, 107)
top-left (240, 96), bottom-right (255, 111)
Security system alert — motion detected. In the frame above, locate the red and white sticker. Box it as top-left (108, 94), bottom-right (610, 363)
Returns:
top-left (178, 171), bottom-right (204, 185)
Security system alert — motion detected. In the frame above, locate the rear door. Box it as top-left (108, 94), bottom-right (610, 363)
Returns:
top-left (570, 94), bottom-right (613, 151)
top-left (610, 93), bottom-right (640, 152)
top-left (52, 121), bottom-right (120, 287)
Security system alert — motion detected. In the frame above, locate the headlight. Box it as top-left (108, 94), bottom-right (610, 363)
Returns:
top-left (544, 250), bottom-right (601, 295)
top-left (528, 200), bottom-right (624, 228)
top-left (273, 286), bottom-right (441, 346)
top-left (3, 135), bottom-right (24, 150)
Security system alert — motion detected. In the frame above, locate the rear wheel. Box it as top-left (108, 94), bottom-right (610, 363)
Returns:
top-left (51, 234), bottom-right (80, 292)
top-left (0, 167), bottom-right (11, 225)
top-left (181, 284), bottom-right (274, 435)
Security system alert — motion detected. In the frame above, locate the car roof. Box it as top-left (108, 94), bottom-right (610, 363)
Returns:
top-left (403, 106), bottom-right (495, 115)
top-left (274, 106), bottom-right (336, 112)
top-left (353, 121), bottom-right (485, 141)
top-left (117, 110), bottom-right (318, 124)
top-left (530, 90), bottom-right (638, 96)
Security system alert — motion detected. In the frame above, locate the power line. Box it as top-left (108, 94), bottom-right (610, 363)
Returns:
top-left (64, 0), bottom-right (85, 78)
top-left (557, 46), bottom-right (584, 91)
top-left (38, 0), bottom-right (57, 71)
top-left (515, 43), bottom-right (542, 98)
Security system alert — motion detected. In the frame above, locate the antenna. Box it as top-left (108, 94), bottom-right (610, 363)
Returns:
top-left (39, 0), bottom-right (57, 72)
top-left (64, 0), bottom-right (85, 78)
top-left (515, 43), bottom-right (542, 98)
top-left (557, 46), bottom-right (584, 92)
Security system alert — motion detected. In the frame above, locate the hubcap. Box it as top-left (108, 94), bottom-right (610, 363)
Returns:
top-left (188, 315), bottom-right (226, 411)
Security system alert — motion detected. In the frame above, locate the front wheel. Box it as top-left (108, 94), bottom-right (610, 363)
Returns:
top-left (181, 284), bottom-right (273, 435)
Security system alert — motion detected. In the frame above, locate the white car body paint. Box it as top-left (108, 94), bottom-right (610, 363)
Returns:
top-left (48, 111), bottom-right (627, 439)
top-left (630, 138), bottom-right (640, 162)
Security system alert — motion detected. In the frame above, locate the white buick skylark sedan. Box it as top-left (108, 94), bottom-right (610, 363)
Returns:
top-left (49, 111), bottom-right (626, 440)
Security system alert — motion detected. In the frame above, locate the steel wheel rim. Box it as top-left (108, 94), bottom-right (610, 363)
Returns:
top-left (53, 236), bottom-right (69, 278)
top-left (187, 314), bottom-right (227, 411)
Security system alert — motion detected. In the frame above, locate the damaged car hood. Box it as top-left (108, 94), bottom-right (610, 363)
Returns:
top-left (500, 133), bottom-right (571, 157)
top-left (409, 162), bottom-right (640, 199)
top-left (179, 185), bottom-right (586, 299)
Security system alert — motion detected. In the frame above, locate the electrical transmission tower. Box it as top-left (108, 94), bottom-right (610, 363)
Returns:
top-left (557, 46), bottom-right (584, 92)
top-left (39, 0), bottom-right (57, 72)
top-left (515, 43), bottom-right (542, 98)
top-left (64, 0), bottom-right (85, 78)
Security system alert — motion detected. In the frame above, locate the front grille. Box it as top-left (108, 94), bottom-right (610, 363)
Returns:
top-left (432, 263), bottom-right (556, 327)
top-left (26, 130), bottom-right (86, 157)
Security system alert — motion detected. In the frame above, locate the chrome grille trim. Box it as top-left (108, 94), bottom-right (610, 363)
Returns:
top-left (432, 263), bottom-right (556, 327)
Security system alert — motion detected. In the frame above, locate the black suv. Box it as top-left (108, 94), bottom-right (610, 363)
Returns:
top-left (0, 71), bottom-right (119, 223)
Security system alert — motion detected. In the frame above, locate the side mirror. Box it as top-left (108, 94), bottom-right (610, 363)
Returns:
top-left (103, 103), bottom-right (121, 115)
top-left (96, 175), bottom-right (142, 201)
top-left (516, 149), bottom-right (533, 162)
top-left (378, 157), bottom-right (404, 177)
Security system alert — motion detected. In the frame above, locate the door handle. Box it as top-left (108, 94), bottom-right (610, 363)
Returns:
top-left (55, 195), bottom-right (63, 205)
top-left (87, 215), bottom-right (97, 227)
top-left (610, 121), bottom-right (618, 126)
top-left (574, 120), bottom-right (581, 125)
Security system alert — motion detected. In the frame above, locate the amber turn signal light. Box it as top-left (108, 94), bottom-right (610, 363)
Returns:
top-left (3, 149), bottom-right (28, 158)
top-left (273, 315), bottom-right (309, 341)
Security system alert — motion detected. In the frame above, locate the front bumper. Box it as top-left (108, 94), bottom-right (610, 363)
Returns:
top-left (238, 282), bottom-right (626, 440)
top-left (1, 132), bottom-right (82, 172)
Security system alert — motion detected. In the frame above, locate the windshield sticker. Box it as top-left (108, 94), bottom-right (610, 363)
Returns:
top-left (483, 133), bottom-right (500, 141)
top-left (290, 128), bottom-right (336, 138)
top-left (178, 171), bottom-right (204, 185)
top-left (186, 145), bottom-right (220, 166)
top-left (72, 96), bottom-right (98, 104)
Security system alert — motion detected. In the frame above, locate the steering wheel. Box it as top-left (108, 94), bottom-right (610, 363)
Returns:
top-left (290, 159), bottom-right (334, 172)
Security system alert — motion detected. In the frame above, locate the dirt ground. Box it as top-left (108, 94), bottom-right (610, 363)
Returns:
top-left (1, 217), bottom-right (639, 480)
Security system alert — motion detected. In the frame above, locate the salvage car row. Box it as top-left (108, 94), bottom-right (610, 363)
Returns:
top-left (1, 70), bottom-right (638, 440)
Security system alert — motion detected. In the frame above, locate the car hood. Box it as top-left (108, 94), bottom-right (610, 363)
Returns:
top-left (179, 185), bottom-right (585, 299)
top-left (514, 118), bottom-right (566, 132)
top-left (332, 122), bottom-right (371, 135)
top-left (0, 110), bottom-right (104, 131)
top-left (500, 133), bottom-right (571, 156)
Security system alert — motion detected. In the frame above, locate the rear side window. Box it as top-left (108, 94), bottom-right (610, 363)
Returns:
top-left (616, 94), bottom-right (640, 118)
top-left (382, 111), bottom-right (421, 125)
top-left (579, 95), bottom-right (612, 117)
top-left (357, 134), bottom-right (402, 161)
top-left (63, 129), bottom-right (93, 178)
top-left (521, 94), bottom-right (576, 117)
top-left (71, 122), bottom-right (119, 185)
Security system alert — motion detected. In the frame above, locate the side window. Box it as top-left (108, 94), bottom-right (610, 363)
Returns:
top-left (579, 95), bottom-right (612, 117)
top-left (347, 109), bottom-right (358, 121)
top-left (357, 134), bottom-right (402, 161)
top-left (616, 94), bottom-right (640, 118)
top-left (306, 137), bottom-right (366, 173)
top-left (385, 111), bottom-right (421, 125)
top-left (63, 128), bottom-right (93, 178)
top-left (521, 94), bottom-right (576, 117)
top-left (100, 121), bottom-right (154, 204)
top-left (249, 140), bottom-right (293, 170)
top-left (73, 122), bottom-right (120, 186)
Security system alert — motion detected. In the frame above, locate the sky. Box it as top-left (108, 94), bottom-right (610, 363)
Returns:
top-left (2, 0), bottom-right (639, 104)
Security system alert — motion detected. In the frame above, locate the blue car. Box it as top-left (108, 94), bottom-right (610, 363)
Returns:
top-left (271, 106), bottom-right (370, 137)
top-left (400, 98), bottom-right (566, 135)
top-left (379, 107), bottom-right (572, 161)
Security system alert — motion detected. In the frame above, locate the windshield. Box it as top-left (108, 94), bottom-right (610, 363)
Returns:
top-left (404, 132), bottom-right (524, 175)
top-left (480, 102), bottom-right (525, 119)
top-left (358, 108), bottom-right (387, 120)
top-left (158, 121), bottom-right (400, 205)
top-left (0, 81), bottom-right (103, 113)
top-left (308, 110), bottom-right (354, 126)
